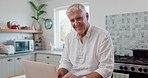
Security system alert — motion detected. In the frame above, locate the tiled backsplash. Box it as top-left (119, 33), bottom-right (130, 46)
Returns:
top-left (105, 11), bottom-right (148, 56)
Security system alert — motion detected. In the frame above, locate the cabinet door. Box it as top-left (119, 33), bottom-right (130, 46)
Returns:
top-left (23, 54), bottom-right (35, 61)
top-left (6, 57), bottom-right (16, 77)
top-left (36, 54), bottom-right (54, 64)
top-left (0, 58), bottom-right (4, 78)
top-left (36, 54), bottom-right (61, 68)
top-left (0, 57), bottom-right (15, 78)
top-left (36, 54), bottom-right (55, 61)
top-left (14, 55), bottom-right (26, 75)
top-left (54, 55), bottom-right (61, 68)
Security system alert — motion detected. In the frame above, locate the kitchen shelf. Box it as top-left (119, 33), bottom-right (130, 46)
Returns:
top-left (0, 29), bottom-right (43, 33)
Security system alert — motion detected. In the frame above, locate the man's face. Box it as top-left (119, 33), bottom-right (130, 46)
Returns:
top-left (68, 10), bottom-right (88, 34)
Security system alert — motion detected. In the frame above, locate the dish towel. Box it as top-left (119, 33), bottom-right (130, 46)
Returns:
top-left (113, 72), bottom-right (129, 78)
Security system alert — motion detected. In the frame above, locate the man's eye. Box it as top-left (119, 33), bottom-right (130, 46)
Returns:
top-left (76, 17), bottom-right (82, 20)
top-left (70, 20), bottom-right (74, 23)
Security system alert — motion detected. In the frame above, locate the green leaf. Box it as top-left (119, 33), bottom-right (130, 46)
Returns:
top-left (37, 11), bottom-right (47, 17)
top-left (42, 18), bottom-right (46, 21)
top-left (31, 16), bottom-right (38, 21)
top-left (29, 1), bottom-right (37, 11)
top-left (29, 1), bottom-right (47, 22)
top-left (38, 4), bottom-right (47, 11)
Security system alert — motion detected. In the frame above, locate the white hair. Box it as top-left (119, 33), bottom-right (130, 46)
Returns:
top-left (66, 3), bottom-right (86, 16)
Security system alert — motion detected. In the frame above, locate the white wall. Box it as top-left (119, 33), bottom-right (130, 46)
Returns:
top-left (39, 0), bottom-right (148, 46)
top-left (0, 0), bottom-right (38, 43)
top-left (0, 0), bottom-right (38, 27)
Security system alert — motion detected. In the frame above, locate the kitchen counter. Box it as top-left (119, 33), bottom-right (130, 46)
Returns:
top-left (35, 50), bottom-right (62, 55)
top-left (0, 50), bottom-right (62, 59)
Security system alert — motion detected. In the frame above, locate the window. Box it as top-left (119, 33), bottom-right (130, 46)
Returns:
top-left (54, 3), bottom-right (89, 49)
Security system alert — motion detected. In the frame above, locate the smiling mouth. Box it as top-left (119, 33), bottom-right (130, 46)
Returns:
top-left (75, 25), bottom-right (82, 31)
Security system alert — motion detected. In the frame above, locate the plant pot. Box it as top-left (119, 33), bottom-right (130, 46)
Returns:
top-left (32, 21), bottom-right (41, 30)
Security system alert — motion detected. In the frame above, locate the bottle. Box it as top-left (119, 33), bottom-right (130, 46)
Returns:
top-left (46, 42), bottom-right (53, 51)
top-left (50, 42), bottom-right (53, 51)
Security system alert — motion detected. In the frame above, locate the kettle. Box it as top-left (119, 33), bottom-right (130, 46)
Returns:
top-left (11, 25), bottom-right (19, 29)
top-left (8, 21), bottom-right (20, 29)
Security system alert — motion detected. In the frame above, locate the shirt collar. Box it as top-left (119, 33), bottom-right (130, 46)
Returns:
top-left (75, 26), bottom-right (92, 39)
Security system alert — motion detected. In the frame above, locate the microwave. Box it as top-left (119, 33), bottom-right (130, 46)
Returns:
top-left (7, 40), bottom-right (34, 53)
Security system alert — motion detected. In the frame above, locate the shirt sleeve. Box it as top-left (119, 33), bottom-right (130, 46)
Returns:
top-left (94, 33), bottom-right (114, 78)
top-left (58, 35), bottom-right (72, 71)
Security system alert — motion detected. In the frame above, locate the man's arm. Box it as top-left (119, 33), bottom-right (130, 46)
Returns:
top-left (94, 33), bottom-right (114, 78)
top-left (58, 35), bottom-right (72, 78)
top-left (78, 34), bottom-right (114, 78)
top-left (58, 35), bottom-right (72, 70)
top-left (79, 72), bottom-right (103, 78)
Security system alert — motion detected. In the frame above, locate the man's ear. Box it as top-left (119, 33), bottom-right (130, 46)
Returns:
top-left (86, 12), bottom-right (89, 21)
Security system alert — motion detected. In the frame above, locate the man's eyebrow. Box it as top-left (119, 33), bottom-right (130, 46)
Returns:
top-left (76, 17), bottom-right (82, 20)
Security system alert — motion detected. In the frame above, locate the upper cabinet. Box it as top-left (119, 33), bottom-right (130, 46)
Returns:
top-left (0, 29), bottom-right (43, 33)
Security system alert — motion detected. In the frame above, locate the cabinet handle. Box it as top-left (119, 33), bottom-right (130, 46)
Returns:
top-left (47, 63), bottom-right (50, 64)
top-left (8, 59), bottom-right (12, 61)
top-left (47, 56), bottom-right (50, 59)
top-left (17, 58), bottom-right (21, 60)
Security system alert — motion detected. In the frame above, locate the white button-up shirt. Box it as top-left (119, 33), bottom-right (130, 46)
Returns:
top-left (59, 26), bottom-right (114, 78)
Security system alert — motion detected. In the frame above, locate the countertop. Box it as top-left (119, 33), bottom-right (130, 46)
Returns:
top-left (35, 50), bottom-right (62, 55)
top-left (0, 50), bottom-right (63, 59)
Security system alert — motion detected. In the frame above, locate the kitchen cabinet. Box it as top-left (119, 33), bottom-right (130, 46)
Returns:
top-left (0, 54), bottom-right (35, 78)
top-left (36, 53), bottom-right (61, 68)
top-left (0, 57), bottom-right (15, 78)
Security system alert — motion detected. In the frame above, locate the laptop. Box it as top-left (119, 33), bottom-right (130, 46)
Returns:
top-left (22, 60), bottom-right (58, 78)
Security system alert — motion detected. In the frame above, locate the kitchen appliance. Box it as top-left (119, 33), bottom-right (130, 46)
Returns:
top-left (0, 45), bottom-right (15, 54)
top-left (7, 40), bottom-right (34, 53)
top-left (131, 49), bottom-right (148, 58)
top-left (7, 21), bottom-right (20, 29)
top-left (114, 50), bottom-right (148, 78)
top-left (11, 25), bottom-right (19, 29)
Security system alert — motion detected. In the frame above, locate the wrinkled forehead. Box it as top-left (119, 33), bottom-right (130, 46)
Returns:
top-left (68, 10), bottom-right (83, 19)
top-left (68, 9), bottom-right (82, 16)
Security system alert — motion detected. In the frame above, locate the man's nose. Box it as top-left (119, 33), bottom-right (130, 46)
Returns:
top-left (74, 20), bottom-right (79, 26)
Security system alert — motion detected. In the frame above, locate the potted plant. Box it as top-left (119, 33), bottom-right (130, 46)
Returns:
top-left (29, 1), bottom-right (47, 30)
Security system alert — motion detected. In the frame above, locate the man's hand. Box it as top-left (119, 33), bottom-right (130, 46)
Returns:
top-left (62, 72), bottom-right (80, 78)
top-left (62, 72), bottom-right (103, 78)
top-left (57, 68), bottom-right (68, 78)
